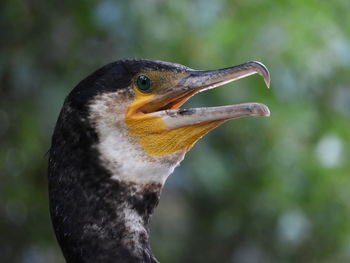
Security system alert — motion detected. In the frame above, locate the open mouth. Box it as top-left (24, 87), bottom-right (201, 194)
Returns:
top-left (125, 61), bottom-right (270, 156)
top-left (144, 61), bottom-right (271, 129)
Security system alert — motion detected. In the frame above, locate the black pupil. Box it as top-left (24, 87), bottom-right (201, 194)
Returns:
top-left (137, 76), bottom-right (151, 91)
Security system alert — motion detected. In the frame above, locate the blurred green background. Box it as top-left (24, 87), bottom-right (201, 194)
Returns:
top-left (1, 0), bottom-right (350, 262)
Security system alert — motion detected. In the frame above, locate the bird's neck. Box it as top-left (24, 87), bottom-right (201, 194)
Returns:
top-left (48, 108), bottom-right (162, 263)
top-left (49, 164), bottom-right (162, 263)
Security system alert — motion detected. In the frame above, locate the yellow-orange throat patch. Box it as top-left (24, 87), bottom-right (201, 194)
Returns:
top-left (126, 113), bottom-right (224, 156)
top-left (126, 95), bottom-right (223, 156)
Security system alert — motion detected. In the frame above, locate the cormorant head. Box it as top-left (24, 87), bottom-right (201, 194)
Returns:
top-left (65, 59), bottom-right (270, 185)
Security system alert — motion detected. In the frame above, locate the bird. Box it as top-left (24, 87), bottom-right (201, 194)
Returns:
top-left (48, 59), bottom-right (270, 263)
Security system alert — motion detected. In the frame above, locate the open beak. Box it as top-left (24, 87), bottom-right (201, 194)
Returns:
top-left (146, 61), bottom-right (270, 128)
top-left (126, 61), bottom-right (270, 156)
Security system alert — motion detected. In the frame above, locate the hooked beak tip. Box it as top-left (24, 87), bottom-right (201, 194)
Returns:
top-left (250, 61), bottom-right (270, 89)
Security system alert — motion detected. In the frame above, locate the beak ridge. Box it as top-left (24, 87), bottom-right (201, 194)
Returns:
top-left (183, 61), bottom-right (270, 91)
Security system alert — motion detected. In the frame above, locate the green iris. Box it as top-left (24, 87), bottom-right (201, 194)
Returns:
top-left (137, 75), bottom-right (151, 92)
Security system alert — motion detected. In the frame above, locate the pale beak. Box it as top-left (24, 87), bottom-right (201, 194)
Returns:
top-left (147, 61), bottom-right (270, 128)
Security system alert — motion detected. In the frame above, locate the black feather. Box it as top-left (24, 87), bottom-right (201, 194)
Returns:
top-left (48, 59), bottom-right (185, 263)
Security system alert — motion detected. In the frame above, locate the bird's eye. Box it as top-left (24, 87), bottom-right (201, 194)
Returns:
top-left (137, 75), bottom-right (151, 92)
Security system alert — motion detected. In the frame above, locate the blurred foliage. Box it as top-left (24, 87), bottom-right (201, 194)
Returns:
top-left (1, 0), bottom-right (350, 262)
